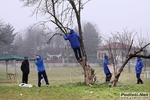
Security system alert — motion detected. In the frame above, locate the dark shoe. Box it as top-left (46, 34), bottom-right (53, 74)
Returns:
top-left (139, 82), bottom-right (143, 84)
top-left (137, 81), bottom-right (140, 84)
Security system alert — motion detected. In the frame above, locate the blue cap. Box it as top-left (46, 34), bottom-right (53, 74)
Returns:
top-left (104, 55), bottom-right (108, 59)
top-left (137, 57), bottom-right (140, 59)
top-left (24, 56), bottom-right (28, 58)
top-left (70, 29), bottom-right (74, 34)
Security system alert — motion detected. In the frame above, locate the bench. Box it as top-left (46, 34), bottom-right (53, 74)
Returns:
top-left (8, 73), bottom-right (16, 81)
top-left (144, 71), bottom-right (150, 78)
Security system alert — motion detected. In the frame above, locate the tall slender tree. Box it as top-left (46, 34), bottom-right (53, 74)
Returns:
top-left (0, 23), bottom-right (17, 54)
top-left (17, 26), bottom-right (49, 57)
top-left (82, 22), bottom-right (101, 59)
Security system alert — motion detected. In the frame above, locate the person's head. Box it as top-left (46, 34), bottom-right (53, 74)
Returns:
top-left (70, 29), bottom-right (74, 34)
top-left (35, 55), bottom-right (40, 60)
top-left (137, 57), bottom-right (140, 60)
top-left (104, 55), bottom-right (108, 60)
top-left (24, 56), bottom-right (28, 60)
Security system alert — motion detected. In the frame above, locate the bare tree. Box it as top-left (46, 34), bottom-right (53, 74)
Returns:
top-left (14, 33), bottom-right (23, 47)
top-left (101, 29), bottom-right (138, 77)
top-left (20, 0), bottom-right (95, 84)
top-left (101, 37), bottom-right (121, 78)
top-left (100, 29), bottom-right (150, 87)
top-left (17, 26), bottom-right (50, 57)
top-left (14, 33), bottom-right (24, 55)
top-left (102, 29), bottom-right (150, 87)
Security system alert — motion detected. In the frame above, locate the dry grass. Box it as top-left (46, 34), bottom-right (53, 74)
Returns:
top-left (0, 64), bottom-right (150, 100)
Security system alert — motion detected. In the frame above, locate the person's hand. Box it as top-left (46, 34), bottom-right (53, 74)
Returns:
top-left (34, 52), bottom-right (37, 55)
top-left (34, 52), bottom-right (37, 58)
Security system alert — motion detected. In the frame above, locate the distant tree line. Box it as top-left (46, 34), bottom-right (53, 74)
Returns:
top-left (0, 20), bottom-right (101, 60)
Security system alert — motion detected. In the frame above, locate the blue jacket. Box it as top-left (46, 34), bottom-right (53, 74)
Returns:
top-left (135, 58), bottom-right (143, 74)
top-left (63, 29), bottom-right (81, 49)
top-left (103, 56), bottom-right (110, 74)
top-left (35, 55), bottom-right (45, 73)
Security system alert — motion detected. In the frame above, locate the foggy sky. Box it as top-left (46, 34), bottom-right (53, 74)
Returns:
top-left (0, 0), bottom-right (150, 38)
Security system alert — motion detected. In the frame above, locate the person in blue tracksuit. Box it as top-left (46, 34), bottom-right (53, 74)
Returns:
top-left (135, 57), bottom-right (144, 84)
top-left (63, 29), bottom-right (82, 61)
top-left (103, 55), bottom-right (112, 82)
top-left (35, 54), bottom-right (50, 87)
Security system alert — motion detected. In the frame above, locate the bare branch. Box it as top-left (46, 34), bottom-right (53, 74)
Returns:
top-left (47, 33), bottom-right (62, 44)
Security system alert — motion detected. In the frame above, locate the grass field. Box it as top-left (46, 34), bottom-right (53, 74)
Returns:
top-left (0, 64), bottom-right (150, 100)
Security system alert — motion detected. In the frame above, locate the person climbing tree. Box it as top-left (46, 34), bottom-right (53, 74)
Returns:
top-left (63, 29), bottom-right (82, 62)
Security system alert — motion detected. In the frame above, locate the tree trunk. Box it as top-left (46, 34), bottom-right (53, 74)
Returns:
top-left (111, 57), bottom-right (130, 87)
top-left (111, 73), bottom-right (121, 87)
top-left (70, 0), bottom-right (95, 84)
top-left (84, 64), bottom-right (95, 84)
top-left (112, 63), bottom-right (117, 78)
top-left (79, 57), bottom-right (95, 84)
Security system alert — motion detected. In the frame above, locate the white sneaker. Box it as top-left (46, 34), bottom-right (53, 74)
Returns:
top-left (40, 78), bottom-right (44, 84)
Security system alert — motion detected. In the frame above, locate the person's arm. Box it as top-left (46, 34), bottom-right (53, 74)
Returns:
top-left (107, 60), bottom-right (110, 65)
top-left (21, 61), bottom-right (25, 72)
top-left (104, 60), bottom-right (109, 67)
top-left (140, 61), bottom-right (144, 69)
top-left (76, 33), bottom-right (80, 39)
top-left (35, 55), bottom-right (43, 64)
top-left (63, 35), bottom-right (69, 40)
